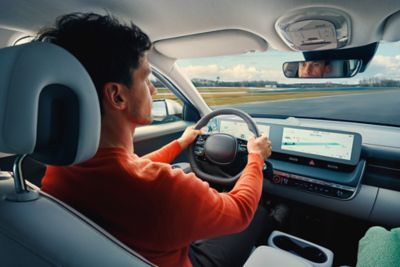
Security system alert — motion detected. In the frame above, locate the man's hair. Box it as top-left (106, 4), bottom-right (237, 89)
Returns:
top-left (35, 13), bottom-right (152, 115)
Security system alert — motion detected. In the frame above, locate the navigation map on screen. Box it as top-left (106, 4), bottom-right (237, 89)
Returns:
top-left (281, 127), bottom-right (354, 160)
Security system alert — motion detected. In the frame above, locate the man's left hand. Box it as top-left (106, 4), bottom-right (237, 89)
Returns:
top-left (178, 126), bottom-right (203, 149)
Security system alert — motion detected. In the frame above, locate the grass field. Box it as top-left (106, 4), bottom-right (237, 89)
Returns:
top-left (153, 87), bottom-right (384, 106)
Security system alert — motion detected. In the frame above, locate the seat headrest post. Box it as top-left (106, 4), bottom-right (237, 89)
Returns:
top-left (5, 154), bottom-right (39, 202)
top-left (13, 154), bottom-right (28, 193)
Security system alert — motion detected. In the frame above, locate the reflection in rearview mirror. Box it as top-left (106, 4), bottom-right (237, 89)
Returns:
top-left (282, 59), bottom-right (362, 78)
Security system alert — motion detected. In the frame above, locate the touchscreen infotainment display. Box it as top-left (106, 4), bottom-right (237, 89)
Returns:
top-left (281, 127), bottom-right (354, 160)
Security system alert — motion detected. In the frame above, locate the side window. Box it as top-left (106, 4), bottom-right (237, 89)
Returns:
top-left (150, 73), bottom-right (183, 125)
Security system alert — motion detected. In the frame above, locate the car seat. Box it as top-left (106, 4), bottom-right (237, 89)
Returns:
top-left (0, 42), bottom-right (155, 267)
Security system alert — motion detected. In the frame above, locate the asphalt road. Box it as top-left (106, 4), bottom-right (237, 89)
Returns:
top-left (228, 90), bottom-right (400, 126)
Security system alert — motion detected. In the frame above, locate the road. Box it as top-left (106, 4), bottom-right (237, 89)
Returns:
top-left (226, 90), bottom-right (400, 126)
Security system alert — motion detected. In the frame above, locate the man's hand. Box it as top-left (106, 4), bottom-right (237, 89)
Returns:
top-left (247, 134), bottom-right (272, 160)
top-left (178, 126), bottom-right (203, 149)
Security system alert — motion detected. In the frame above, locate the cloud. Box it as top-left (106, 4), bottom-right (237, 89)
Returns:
top-left (180, 64), bottom-right (284, 82)
top-left (364, 54), bottom-right (400, 79)
top-left (180, 64), bottom-right (220, 79)
top-left (372, 55), bottom-right (400, 71)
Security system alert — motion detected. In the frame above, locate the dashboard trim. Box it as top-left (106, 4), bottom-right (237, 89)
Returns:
top-left (274, 170), bottom-right (356, 191)
top-left (263, 180), bottom-right (378, 221)
top-left (271, 160), bottom-right (366, 201)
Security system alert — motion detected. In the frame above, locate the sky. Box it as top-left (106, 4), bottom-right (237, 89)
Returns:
top-left (176, 41), bottom-right (400, 84)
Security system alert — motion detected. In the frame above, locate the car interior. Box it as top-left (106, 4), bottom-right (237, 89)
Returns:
top-left (0, 1), bottom-right (399, 267)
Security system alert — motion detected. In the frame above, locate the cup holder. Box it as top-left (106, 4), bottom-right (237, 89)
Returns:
top-left (273, 235), bottom-right (327, 263)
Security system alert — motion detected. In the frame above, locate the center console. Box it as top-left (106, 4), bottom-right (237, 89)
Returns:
top-left (267, 124), bottom-right (364, 200)
top-left (244, 231), bottom-right (334, 267)
top-left (268, 231), bottom-right (334, 267)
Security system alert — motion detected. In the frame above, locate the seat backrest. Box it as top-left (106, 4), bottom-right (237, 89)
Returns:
top-left (0, 178), bottom-right (154, 267)
top-left (0, 42), bottom-right (155, 267)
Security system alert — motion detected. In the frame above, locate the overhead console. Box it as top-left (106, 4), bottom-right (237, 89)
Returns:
top-left (275, 7), bottom-right (351, 51)
top-left (211, 117), bottom-right (365, 200)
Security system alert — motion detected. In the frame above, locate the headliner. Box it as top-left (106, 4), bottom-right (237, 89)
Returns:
top-left (0, 0), bottom-right (399, 54)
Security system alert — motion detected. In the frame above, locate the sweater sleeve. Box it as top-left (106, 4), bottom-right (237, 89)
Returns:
top-left (141, 140), bottom-right (183, 163)
top-left (156, 152), bottom-right (264, 247)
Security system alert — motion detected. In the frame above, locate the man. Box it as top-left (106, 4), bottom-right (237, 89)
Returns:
top-left (39, 13), bottom-right (278, 267)
top-left (298, 60), bottom-right (331, 78)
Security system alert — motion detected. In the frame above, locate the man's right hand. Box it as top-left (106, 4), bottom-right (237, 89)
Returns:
top-left (247, 134), bottom-right (272, 160)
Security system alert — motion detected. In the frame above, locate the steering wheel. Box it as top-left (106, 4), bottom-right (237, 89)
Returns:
top-left (188, 108), bottom-right (268, 185)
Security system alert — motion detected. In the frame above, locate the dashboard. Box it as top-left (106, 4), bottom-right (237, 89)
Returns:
top-left (215, 118), bottom-right (361, 165)
top-left (203, 116), bottom-right (400, 226)
top-left (205, 117), bottom-right (364, 199)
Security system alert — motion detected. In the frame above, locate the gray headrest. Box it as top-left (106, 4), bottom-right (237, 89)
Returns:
top-left (0, 42), bottom-right (100, 165)
top-left (324, 61), bottom-right (344, 78)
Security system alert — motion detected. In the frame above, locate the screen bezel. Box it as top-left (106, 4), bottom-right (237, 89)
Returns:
top-left (268, 125), bottom-right (362, 166)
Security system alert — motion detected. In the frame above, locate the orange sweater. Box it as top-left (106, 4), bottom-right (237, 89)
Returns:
top-left (41, 140), bottom-right (264, 267)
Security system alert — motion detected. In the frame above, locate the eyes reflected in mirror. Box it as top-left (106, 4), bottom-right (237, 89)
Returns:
top-left (282, 59), bottom-right (362, 78)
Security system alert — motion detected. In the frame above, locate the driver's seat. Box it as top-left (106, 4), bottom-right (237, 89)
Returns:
top-left (0, 42), bottom-right (155, 266)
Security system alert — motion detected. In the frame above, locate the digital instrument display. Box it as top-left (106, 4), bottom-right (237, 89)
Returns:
top-left (219, 120), bottom-right (270, 139)
top-left (281, 127), bottom-right (354, 160)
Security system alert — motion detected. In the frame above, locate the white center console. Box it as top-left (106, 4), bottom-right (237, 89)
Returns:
top-left (244, 231), bottom-right (334, 267)
top-left (268, 231), bottom-right (334, 267)
top-left (244, 246), bottom-right (312, 267)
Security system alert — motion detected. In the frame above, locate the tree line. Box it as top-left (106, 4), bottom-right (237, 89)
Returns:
top-left (152, 77), bottom-right (400, 88)
top-left (191, 78), bottom-right (400, 88)
top-left (358, 78), bottom-right (400, 87)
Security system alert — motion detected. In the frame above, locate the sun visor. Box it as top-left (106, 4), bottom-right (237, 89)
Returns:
top-left (382, 11), bottom-right (400, 42)
top-left (153, 29), bottom-right (268, 59)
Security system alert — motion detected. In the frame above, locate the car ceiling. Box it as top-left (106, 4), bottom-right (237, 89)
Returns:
top-left (0, 0), bottom-right (400, 55)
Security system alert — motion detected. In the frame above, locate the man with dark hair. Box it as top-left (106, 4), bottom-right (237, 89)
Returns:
top-left (36, 13), bottom-right (153, 115)
top-left (39, 13), bottom-right (279, 267)
top-left (298, 60), bottom-right (332, 78)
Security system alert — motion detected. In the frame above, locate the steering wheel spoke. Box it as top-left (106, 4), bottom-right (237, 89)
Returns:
top-left (193, 134), bottom-right (209, 159)
top-left (194, 134), bottom-right (209, 145)
top-left (200, 161), bottom-right (232, 178)
top-left (237, 138), bottom-right (248, 154)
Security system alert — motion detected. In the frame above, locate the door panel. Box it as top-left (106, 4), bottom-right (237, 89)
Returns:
top-left (134, 121), bottom-right (193, 163)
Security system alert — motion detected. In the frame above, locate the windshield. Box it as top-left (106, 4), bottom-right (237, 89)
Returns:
top-left (176, 42), bottom-right (400, 127)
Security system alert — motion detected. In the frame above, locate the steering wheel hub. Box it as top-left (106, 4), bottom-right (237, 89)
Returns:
top-left (204, 134), bottom-right (237, 165)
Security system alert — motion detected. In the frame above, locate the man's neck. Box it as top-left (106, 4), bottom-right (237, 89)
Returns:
top-left (99, 115), bottom-right (136, 154)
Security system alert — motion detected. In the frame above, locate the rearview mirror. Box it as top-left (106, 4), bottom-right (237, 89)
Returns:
top-left (282, 59), bottom-right (361, 78)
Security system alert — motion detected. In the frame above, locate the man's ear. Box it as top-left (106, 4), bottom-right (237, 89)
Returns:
top-left (102, 82), bottom-right (127, 110)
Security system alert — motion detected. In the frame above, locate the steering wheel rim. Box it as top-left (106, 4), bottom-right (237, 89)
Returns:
top-left (188, 108), bottom-right (261, 185)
